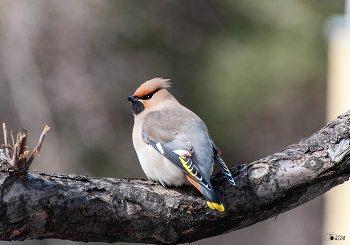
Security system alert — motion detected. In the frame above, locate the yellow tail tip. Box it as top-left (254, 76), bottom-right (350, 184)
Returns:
top-left (206, 201), bottom-right (225, 212)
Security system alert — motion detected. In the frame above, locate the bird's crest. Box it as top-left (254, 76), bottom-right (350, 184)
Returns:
top-left (134, 78), bottom-right (171, 98)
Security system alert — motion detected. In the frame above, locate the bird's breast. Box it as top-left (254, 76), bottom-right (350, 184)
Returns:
top-left (132, 124), bottom-right (189, 187)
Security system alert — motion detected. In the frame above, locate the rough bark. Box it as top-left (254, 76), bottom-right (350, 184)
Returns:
top-left (1, 112), bottom-right (350, 244)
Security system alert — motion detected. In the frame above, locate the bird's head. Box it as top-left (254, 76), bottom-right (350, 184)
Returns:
top-left (126, 78), bottom-right (172, 115)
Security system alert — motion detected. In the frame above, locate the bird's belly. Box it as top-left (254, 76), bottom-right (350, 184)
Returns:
top-left (135, 144), bottom-right (189, 187)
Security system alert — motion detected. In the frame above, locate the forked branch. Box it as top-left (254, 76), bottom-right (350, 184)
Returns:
top-left (1, 124), bottom-right (50, 174)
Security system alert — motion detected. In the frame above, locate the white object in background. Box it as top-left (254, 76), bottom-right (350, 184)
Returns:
top-left (324, 1), bottom-right (350, 244)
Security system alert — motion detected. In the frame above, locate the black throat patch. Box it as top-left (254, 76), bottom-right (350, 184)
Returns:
top-left (132, 101), bottom-right (145, 115)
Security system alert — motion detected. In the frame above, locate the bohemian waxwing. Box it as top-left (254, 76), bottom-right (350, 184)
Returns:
top-left (126, 78), bottom-right (235, 212)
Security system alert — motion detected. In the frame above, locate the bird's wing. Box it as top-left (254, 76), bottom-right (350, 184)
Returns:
top-left (211, 140), bottom-right (236, 186)
top-left (148, 139), bottom-right (211, 190)
top-left (141, 109), bottom-right (212, 191)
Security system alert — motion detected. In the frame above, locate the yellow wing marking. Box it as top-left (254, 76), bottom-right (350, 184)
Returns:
top-left (179, 156), bottom-right (201, 181)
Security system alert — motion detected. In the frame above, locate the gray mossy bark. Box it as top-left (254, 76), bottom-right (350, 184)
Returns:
top-left (1, 112), bottom-right (350, 244)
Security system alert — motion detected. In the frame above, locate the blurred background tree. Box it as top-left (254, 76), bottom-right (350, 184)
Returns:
top-left (0, 0), bottom-right (344, 244)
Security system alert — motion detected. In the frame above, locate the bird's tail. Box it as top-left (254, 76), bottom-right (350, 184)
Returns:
top-left (184, 174), bottom-right (225, 212)
top-left (200, 186), bottom-right (225, 212)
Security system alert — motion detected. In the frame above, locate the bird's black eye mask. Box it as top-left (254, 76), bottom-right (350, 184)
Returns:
top-left (134, 89), bottom-right (160, 100)
top-left (128, 89), bottom-right (160, 115)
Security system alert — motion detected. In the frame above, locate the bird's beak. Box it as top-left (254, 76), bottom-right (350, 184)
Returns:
top-left (126, 95), bottom-right (139, 102)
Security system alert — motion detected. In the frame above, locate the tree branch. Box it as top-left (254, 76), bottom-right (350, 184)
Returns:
top-left (1, 112), bottom-right (350, 244)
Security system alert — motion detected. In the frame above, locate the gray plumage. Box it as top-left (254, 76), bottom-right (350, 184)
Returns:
top-left (127, 78), bottom-right (235, 211)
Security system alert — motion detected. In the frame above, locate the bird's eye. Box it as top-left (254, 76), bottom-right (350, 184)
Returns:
top-left (145, 93), bottom-right (153, 99)
top-left (138, 89), bottom-right (160, 100)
